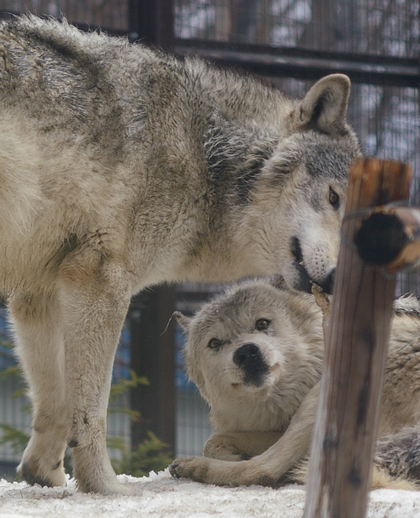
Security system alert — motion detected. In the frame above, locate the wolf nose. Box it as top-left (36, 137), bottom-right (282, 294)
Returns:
top-left (319, 268), bottom-right (335, 295)
top-left (233, 343), bottom-right (261, 368)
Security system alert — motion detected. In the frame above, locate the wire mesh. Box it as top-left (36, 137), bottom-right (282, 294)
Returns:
top-left (0, 0), bottom-right (129, 30)
top-left (174, 0), bottom-right (420, 59)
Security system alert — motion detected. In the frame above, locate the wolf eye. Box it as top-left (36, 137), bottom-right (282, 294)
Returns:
top-left (208, 338), bottom-right (222, 350)
top-left (255, 319), bottom-right (271, 331)
top-left (329, 187), bottom-right (340, 209)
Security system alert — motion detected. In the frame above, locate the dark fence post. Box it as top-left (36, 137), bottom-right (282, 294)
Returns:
top-left (129, 285), bottom-right (177, 452)
top-left (126, 0), bottom-right (176, 455)
top-left (129, 0), bottom-right (174, 48)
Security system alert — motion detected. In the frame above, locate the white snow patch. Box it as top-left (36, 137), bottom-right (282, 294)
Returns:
top-left (0, 470), bottom-right (420, 517)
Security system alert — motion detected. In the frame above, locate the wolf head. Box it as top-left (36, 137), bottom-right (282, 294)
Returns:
top-left (175, 277), bottom-right (324, 430)
top-left (236, 74), bottom-right (361, 294)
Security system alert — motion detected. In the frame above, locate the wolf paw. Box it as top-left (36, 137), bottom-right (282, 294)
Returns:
top-left (72, 442), bottom-right (134, 495)
top-left (170, 456), bottom-right (274, 486)
top-left (17, 458), bottom-right (66, 487)
top-left (170, 457), bottom-right (213, 483)
top-left (18, 428), bottom-right (67, 488)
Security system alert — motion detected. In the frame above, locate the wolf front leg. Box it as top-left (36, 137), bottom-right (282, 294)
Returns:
top-left (58, 261), bottom-right (132, 494)
top-left (203, 431), bottom-right (283, 461)
top-left (9, 292), bottom-right (69, 488)
top-left (171, 383), bottom-right (319, 486)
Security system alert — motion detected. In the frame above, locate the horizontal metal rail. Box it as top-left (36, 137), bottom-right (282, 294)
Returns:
top-left (0, 9), bottom-right (417, 88)
top-left (174, 38), bottom-right (419, 88)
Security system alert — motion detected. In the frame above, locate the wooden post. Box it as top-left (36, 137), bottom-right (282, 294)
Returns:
top-left (355, 205), bottom-right (420, 272)
top-left (303, 158), bottom-right (412, 518)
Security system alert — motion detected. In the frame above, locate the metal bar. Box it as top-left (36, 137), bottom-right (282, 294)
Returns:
top-left (173, 39), bottom-right (419, 87)
top-left (129, 286), bottom-right (177, 451)
top-left (129, 0), bottom-right (174, 48)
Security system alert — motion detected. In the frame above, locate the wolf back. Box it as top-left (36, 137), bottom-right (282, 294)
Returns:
top-left (0, 15), bottom-right (361, 494)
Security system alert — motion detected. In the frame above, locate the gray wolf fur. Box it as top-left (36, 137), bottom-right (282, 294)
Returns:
top-left (172, 278), bottom-right (420, 490)
top-left (0, 15), bottom-right (360, 494)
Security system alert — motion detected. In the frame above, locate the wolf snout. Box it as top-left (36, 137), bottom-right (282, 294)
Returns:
top-left (290, 237), bottom-right (336, 294)
top-left (319, 267), bottom-right (335, 295)
top-left (233, 343), bottom-right (269, 386)
top-left (233, 342), bottom-right (261, 367)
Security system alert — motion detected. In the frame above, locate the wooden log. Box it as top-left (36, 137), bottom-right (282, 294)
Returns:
top-left (355, 205), bottom-right (420, 272)
top-left (303, 158), bottom-right (412, 518)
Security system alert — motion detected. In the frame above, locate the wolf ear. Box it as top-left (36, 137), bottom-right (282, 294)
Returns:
top-left (173, 311), bottom-right (192, 331)
top-left (269, 275), bottom-right (287, 291)
top-left (293, 74), bottom-right (351, 135)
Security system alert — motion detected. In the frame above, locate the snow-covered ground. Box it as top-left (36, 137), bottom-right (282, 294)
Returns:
top-left (1, 470), bottom-right (420, 518)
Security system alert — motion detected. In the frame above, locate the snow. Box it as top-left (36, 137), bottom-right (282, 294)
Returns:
top-left (1, 470), bottom-right (420, 518)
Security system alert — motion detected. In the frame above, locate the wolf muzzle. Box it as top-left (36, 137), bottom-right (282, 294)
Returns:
top-left (233, 343), bottom-right (269, 387)
top-left (291, 237), bottom-right (335, 294)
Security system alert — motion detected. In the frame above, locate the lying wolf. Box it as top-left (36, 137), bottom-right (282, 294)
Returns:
top-left (0, 15), bottom-right (361, 493)
top-left (172, 278), bottom-right (420, 489)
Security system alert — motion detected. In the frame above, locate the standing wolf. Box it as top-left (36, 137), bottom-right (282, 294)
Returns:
top-left (0, 15), bottom-right (360, 494)
top-left (172, 278), bottom-right (420, 489)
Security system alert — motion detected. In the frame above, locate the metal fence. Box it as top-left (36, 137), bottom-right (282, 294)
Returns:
top-left (174, 0), bottom-right (419, 58)
top-left (0, 1), bottom-right (129, 30)
top-left (0, 0), bottom-right (418, 478)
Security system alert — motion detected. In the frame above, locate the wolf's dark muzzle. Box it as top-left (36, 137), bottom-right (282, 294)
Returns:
top-left (233, 342), bottom-right (261, 367)
top-left (290, 237), bottom-right (335, 295)
top-left (233, 343), bottom-right (269, 386)
top-left (319, 268), bottom-right (335, 294)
